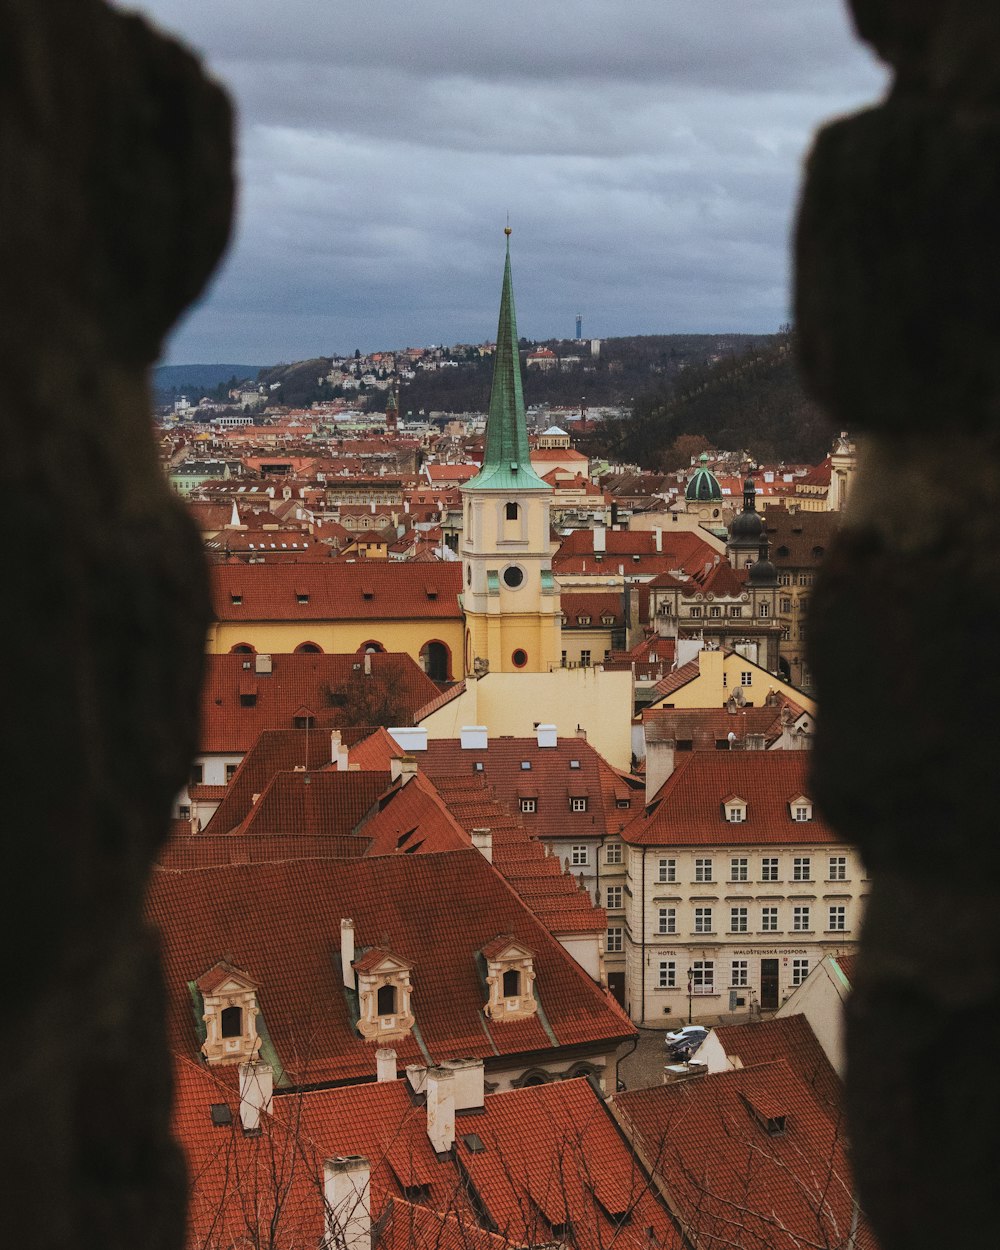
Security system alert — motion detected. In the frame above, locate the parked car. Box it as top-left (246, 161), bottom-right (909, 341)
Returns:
top-left (665, 1025), bottom-right (708, 1057)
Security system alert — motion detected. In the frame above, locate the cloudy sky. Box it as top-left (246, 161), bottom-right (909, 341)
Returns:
top-left (118, 1), bottom-right (887, 366)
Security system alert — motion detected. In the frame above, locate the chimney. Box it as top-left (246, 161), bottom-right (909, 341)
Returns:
top-left (575, 725), bottom-right (588, 741)
top-left (388, 727), bottom-right (428, 753)
top-left (255, 653), bottom-right (272, 674)
top-left (471, 827), bottom-right (493, 863)
top-left (460, 726), bottom-right (488, 750)
top-left (323, 1156), bottom-right (371, 1250)
top-left (425, 1066), bottom-right (456, 1154)
top-left (645, 733), bottom-right (676, 803)
top-left (654, 527), bottom-right (662, 553)
top-left (330, 729), bottom-right (350, 771)
top-left (746, 733), bottom-right (766, 751)
top-left (627, 585), bottom-right (642, 650)
top-left (376, 1048), bottom-right (397, 1083)
top-left (390, 755), bottom-right (418, 785)
top-left (340, 918), bottom-right (356, 990)
top-left (593, 526), bottom-right (606, 553)
top-left (238, 1060), bottom-right (273, 1133)
top-left (363, 652), bottom-right (372, 676)
top-left (405, 1064), bottom-right (428, 1096)
top-left (441, 1058), bottom-right (485, 1112)
top-left (536, 724), bottom-right (558, 748)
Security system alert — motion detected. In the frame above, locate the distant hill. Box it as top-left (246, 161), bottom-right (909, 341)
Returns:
top-left (586, 333), bottom-right (831, 469)
top-left (152, 363), bottom-right (265, 399)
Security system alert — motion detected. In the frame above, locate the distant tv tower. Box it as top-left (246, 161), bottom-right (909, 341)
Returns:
top-left (575, 314), bottom-right (583, 340)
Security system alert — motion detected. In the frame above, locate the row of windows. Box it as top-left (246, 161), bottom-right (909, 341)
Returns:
top-left (682, 606), bottom-right (771, 620)
top-left (654, 904), bottom-right (847, 933)
top-left (521, 798), bottom-right (589, 814)
top-left (651, 958), bottom-right (810, 990)
top-left (656, 856), bottom-right (847, 884)
top-left (777, 573), bottom-right (815, 587)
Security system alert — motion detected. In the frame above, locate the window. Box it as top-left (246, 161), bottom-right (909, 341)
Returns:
top-left (694, 907), bottom-right (713, 934)
top-left (571, 845), bottom-right (588, 865)
top-left (220, 1005), bottom-right (243, 1038)
top-left (692, 961), bottom-right (714, 993)
top-left (798, 573), bottom-right (814, 586)
top-left (580, 650), bottom-right (591, 666)
top-left (578, 616), bottom-right (591, 626)
top-left (709, 605), bottom-right (721, 618)
top-left (793, 857), bottom-right (812, 881)
top-left (761, 906), bottom-right (779, 931)
top-left (239, 693), bottom-right (257, 707)
top-left (505, 501), bottom-right (519, 520)
top-left (296, 593), bottom-right (309, 605)
top-left (230, 594), bottom-right (243, 606)
top-left (730, 857), bottom-right (748, 882)
top-left (657, 858), bottom-right (676, 883)
top-left (571, 797), bottom-right (588, 813)
top-left (658, 908), bottom-right (676, 935)
top-left (606, 886), bottom-right (623, 909)
top-left (731, 960), bottom-right (749, 988)
top-left (606, 927), bottom-right (623, 953)
top-left (740, 671), bottom-right (753, 686)
top-left (502, 969), bottom-right (521, 997)
top-left (569, 759), bottom-right (581, 769)
top-left (377, 984), bottom-right (398, 1015)
top-left (792, 958), bottom-right (810, 986)
top-left (780, 597), bottom-right (792, 613)
top-left (829, 905), bottom-right (847, 931)
top-left (503, 566), bottom-right (524, 588)
top-left (561, 650), bottom-right (567, 665)
top-left (759, 602), bottom-right (770, 617)
top-left (793, 905), bottom-right (811, 932)
top-left (781, 626), bottom-right (791, 640)
top-left (520, 798), bottom-right (536, 814)
top-left (730, 907), bottom-right (748, 933)
top-left (778, 573), bottom-right (792, 586)
top-left (729, 606), bottom-right (743, 617)
top-left (726, 805), bottom-right (746, 823)
top-left (225, 763), bottom-right (238, 782)
top-left (293, 714), bottom-right (315, 729)
top-left (689, 606), bottom-right (702, 618)
top-left (520, 761), bottom-right (531, 770)
top-left (658, 961), bottom-right (676, 989)
top-left (178, 805), bottom-right (191, 820)
top-left (829, 856), bottom-right (847, 880)
top-left (190, 763), bottom-right (204, 786)
top-left (694, 858), bottom-right (713, 882)
top-left (615, 797), bottom-right (630, 810)
top-left (761, 857), bottom-right (779, 881)
top-left (792, 805), bottom-right (811, 822)
top-left (606, 843), bottom-right (623, 865)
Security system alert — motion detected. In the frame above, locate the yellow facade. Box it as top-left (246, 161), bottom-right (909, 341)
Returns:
top-left (206, 618), bottom-right (465, 679)
top-left (648, 647), bottom-right (817, 714)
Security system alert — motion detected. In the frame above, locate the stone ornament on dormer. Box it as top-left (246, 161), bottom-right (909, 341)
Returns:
top-left (481, 936), bottom-right (537, 1021)
top-left (353, 948), bottom-right (415, 1041)
top-left (197, 961), bottom-right (262, 1065)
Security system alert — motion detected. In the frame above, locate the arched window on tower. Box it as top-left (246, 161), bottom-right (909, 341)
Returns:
top-left (505, 501), bottom-right (520, 521)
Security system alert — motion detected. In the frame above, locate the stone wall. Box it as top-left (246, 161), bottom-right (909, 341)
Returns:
top-left (0, 2), bottom-right (233, 1247)
top-left (796, 4), bottom-right (1000, 1247)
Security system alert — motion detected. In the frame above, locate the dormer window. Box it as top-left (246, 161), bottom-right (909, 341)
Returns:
top-left (578, 615), bottom-right (591, 626)
top-left (601, 614), bottom-right (615, 625)
top-left (353, 948), bottom-right (415, 1042)
top-left (723, 795), bottom-right (748, 823)
top-left (790, 795), bottom-right (813, 821)
top-left (296, 592), bottom-right (310, 605)
top-left (197, 961), bottom-right (261, 1066)
top-left (482, 936), bottom-right (537, 1021)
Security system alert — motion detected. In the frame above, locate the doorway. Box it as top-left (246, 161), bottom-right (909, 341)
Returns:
top-left (760, 958), bottom-right (779, 1010)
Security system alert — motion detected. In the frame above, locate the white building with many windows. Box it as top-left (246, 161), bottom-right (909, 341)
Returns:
top-left (617, 752), bottom-right (864, 1024)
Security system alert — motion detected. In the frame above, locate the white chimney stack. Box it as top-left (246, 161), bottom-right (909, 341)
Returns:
top-left (330, 729), bottom-right (349, 771)
top-left (388, 727), bottom-right (428, 753)
top-left (460, 726), bottom-right (488, 750)
top-left (324, 1156), bottom-right (371, 1250)
top-left (238, 1060), bottom-right (273, 1133)
top-left (536, 724), bottom-right (558, 748)
top-left (340, 918), bottom-right (356, 990)
top-left (425, 1065), bottom-right (456, 1154)
top-left (471, 827), bottom-right (493, 863)
top-left (363, 652), bottom-right (372, 676)
top-left (593, 526), bottom-right (606, 553)
top-left (441, 1058), bottom-right (485, 1112)
top-left (376, 1048), bottom-right (397, 1083)
top-left (390, 755), bottom-right (419, 785)
top-left (654, 527), bottom-right (662, 552)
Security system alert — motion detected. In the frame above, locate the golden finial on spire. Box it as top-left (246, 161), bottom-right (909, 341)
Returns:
top-left (504, 211), bottom-right (511, 237)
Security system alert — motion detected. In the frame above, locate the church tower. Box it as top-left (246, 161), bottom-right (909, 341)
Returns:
top-left (460, 231), bottom-right (560, 676)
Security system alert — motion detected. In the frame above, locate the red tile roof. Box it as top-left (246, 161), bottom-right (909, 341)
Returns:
top-left (418, 737), bottom-right (643, 844)
top-left (710, 1013), bottom-right (842, 1109)
top-left (621, 753), bottom-right (836, 846)
top-left (230, 769), bottom-right (391, 839)
top-left (198, 652), bottom-right (442, 753)
top-left (149, 850), bottom-right (634, 1085)
top-left (642, 701), bottom-right (802, 749)
top-left (614, 1059), bottom-right (877, 1250)
top-left (210, 561), bottom-right (463, 621)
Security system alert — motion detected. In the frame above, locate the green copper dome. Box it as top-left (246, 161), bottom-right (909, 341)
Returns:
top-left (685, 453), bottom-right (723, 502)
top-left (464, 236), bottom-right (550, 493)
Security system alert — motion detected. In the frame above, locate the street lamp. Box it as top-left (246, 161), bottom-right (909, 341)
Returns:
top-left (687, 967), bottom-right (694, 1024)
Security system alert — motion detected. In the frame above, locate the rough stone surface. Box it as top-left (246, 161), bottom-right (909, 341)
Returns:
top-left (796, 4), bottom-right (1000, 1248)
top-left (0, 2), bottom-right (233, 1247)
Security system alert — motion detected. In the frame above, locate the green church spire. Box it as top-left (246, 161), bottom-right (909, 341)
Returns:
top-left (465, 231), bottom-right (550, 492)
